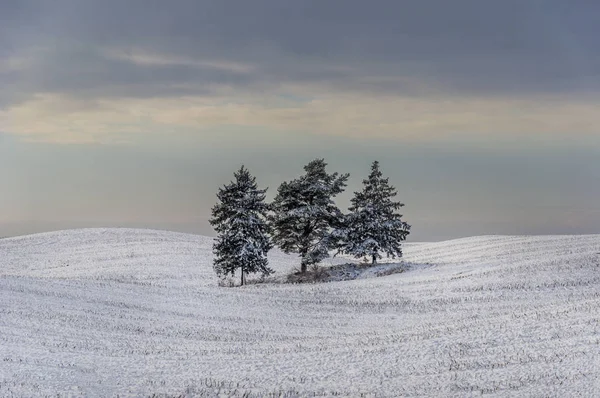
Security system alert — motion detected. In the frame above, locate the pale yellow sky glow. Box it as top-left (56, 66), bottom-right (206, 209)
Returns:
top-left (4, 89), bottom-right (600, 145)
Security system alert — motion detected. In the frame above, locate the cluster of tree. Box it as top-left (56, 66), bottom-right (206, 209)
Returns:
top-left (209, 159), bottom-right (411, 285)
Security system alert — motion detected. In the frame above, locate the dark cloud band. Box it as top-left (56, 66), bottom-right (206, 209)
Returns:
top-left (2, 0), bottom-right (599, 107)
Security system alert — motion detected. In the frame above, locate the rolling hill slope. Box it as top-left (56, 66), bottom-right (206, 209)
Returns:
top-left (1, 229), bottom-right (599, 397)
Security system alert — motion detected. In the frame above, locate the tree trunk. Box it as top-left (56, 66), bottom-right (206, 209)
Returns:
top-left (300, 246), bottom-right (308, 273)
top-left (240, 268), bottom-right (244, 286)
top-left (300, 259), bottom-right (308, 274)
top-left (299, 221), bottom-right (313, 274)
top-left (372, 254), bottom-right (377, 265)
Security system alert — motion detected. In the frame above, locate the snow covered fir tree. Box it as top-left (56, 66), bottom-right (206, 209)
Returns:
top-left (339, 161), bottom-right (411, 264)
top-left (210, 159), bottom-right (411, 283)
top-left (209, 166), bottom-right (273, 285)
top-left (269, 159), bottom-right (349, 273)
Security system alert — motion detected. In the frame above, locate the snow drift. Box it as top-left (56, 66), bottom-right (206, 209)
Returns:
top-left (1, 228), bottom-right (599, 396)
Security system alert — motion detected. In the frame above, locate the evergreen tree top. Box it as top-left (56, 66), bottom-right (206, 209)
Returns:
top-left (210, 165), bottom-right (269, 233)
top-left (351, 161), bottom-right (403, 211)
top-left (276, 159), bottom-right (349, 198)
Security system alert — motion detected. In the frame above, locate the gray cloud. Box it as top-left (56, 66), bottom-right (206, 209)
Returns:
top-left (2, 0), bottom-right (600, 107)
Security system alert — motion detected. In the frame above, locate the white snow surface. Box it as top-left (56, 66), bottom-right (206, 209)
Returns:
top-left (1, 228), bottom-right (600, 397)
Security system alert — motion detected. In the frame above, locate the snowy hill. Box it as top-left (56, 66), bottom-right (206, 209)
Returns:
top-left (1, 229), bottom-right (599, 397)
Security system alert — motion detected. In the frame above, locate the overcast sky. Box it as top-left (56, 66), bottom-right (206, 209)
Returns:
top-left (1, 0), bottom-right (599, 241)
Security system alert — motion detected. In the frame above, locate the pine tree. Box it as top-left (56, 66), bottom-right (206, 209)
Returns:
top-left (209, 166), bottom-right (273, 285)
top-left (340, 161), bottom-right (410, 264)
top-left (269, 159), bottom-right (349, 273)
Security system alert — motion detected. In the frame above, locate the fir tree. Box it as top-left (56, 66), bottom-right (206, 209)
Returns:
top-left (269, 159), bottom-right (349, 273)
top-left (209, 166), bottom-right (273, 285)
top-left (340, 161), bottom-right (410, 264)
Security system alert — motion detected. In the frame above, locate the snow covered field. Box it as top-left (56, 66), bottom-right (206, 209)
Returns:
top-left (1, 229), bottom-right (600, 397)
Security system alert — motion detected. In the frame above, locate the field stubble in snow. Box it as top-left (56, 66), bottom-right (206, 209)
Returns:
top-left (1, 229), bottom-right (600, 397)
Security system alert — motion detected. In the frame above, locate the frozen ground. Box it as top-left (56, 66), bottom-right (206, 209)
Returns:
top-left (1, 229), bottom-right (599, 397)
